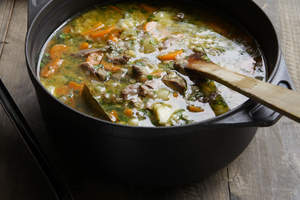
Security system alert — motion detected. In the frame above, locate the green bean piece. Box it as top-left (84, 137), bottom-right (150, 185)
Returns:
top-left (197, 79), bottom-right (230, 116)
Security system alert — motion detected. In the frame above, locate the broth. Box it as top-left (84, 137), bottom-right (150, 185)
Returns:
top-left (38, 2), bottom-right (265, 126)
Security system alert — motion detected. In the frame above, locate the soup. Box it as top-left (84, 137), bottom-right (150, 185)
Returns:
top-left (38, 2), bottom-right (265, 126)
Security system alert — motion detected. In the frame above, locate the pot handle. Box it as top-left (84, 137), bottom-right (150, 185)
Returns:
top-left (28, 0), bottom-right (50, 28)
top-left (214, 54), bottom-right (294, 127)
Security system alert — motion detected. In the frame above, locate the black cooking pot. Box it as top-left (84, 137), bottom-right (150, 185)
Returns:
top-left (25, 0), bottom-right (294, 185)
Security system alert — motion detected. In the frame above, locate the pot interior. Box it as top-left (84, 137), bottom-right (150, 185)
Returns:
top-left (26, 0), bottom-right (279, 126)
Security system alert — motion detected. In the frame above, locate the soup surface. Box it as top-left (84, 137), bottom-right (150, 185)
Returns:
top-left (39, 2), bottom-right (265, 126)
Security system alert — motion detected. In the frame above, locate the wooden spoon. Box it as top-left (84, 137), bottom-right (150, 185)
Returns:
top-left (186, 55), bottom-right (300, 123)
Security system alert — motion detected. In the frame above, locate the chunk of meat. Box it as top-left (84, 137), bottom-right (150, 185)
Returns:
top-left (173, 61), bottom-right (186, 74)
top-left (121, 83), bottom-right (145, 109)
top-left (139, 81), bottom-right (155, 97)
top-left (107, 54), bottom-right (129, 65)
top-left (132, 65), bottom-right (149, 80)
top-left (143, 21), bottom-right (169, 40)
top-left (162, 71), bottom-right (187, 94)
top-left (86, 52), bottom-right (103, 66)
top-left (72, 48), bottom-right (102, 57)
top-left (80, 62), bottom-right (107, 81)
top-left (121, 83), bottom-right (140, 100)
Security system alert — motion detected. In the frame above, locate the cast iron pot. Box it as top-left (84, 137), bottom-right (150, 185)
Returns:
top-left (25, 0), bottom-right (294, 185)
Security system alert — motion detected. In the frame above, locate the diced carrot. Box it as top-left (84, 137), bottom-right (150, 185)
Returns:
top-left (111, 66), bottom-right (121, 72)
top-left (157, 50), bottom-right (183, 61)
top-left (187, 105), bottom-right (204, 112)
top-left (124, 108), bottom-right (133, 117)
top-left (40, 59), bottom-right (64, 78)
top-left (173, 92), bottom-right (179, 97)
top-left (140, 3), bottom-right (157, 13)
top-left (101, 59), bottom-right (121, 72)
top-left (86, 52), bottom-right (103, 66)
top-left (82, 22), bottom-right (104, 35)
top-left (108, 33), bottom-right (118, 42)
top-left (80, 42), bottom-right (89, 50)
top-left (90, 26), bottom-right (117, 39)
top-left (151, 69), bottom-right (163, 77)
top-left (109, 110), bottom-right (119, 122)
top-left (62, 26), bottom-right (71, 34)
top-left (110, 5), bottom-right (122, 12)
top-left (55, 86), bottom-right (70, 96)
top-left (68, 81), bottom-right (83, 92)
top-left (50, 44), bottom-right (68, 59)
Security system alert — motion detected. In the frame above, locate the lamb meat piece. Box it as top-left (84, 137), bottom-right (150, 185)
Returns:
top-left (121, 83), bottom-right (140, 100)
top-left (139, 81), bottom-right (155, 97)
top-left (80, 62), bottom-right (108, 81)
top-left (72, 48), bottom-right (102, 57)
top-left (107, 54), bottom-right (130, 65)
top-left (95, 68), bottom-right (108, 81)
top-left (162, 71), bottom-right (187, 94)
top-left (132, 65), bottom-right (149, 80)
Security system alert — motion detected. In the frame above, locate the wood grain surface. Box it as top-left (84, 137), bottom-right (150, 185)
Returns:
top-left (0, 0), bottom-right (300, 199)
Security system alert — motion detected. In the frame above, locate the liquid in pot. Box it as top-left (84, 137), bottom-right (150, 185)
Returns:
top-left (38, 2), bottom-right (266, 126)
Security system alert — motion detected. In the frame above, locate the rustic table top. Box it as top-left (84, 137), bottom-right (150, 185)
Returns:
top-left (1, 0), bottom-right (300, 199)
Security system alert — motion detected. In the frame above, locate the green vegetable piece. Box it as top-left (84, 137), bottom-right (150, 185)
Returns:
top-left (147, 75), bottom-right (153, 80)
top-left (197, 80), bottom-right (229, 116)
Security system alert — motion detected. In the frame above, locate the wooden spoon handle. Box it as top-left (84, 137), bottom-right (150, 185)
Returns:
top-left (187, 60), bottom-right (300, 123)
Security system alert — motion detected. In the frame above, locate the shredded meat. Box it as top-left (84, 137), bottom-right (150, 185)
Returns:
top-left (121, 83), bottom-right (140, 100)
top-left (139, 81), bottom-right (155, 97)
top-left (162, 71), bottom-right (187, 94)
top-left (80, 63), bottom-right (107, 81)
top-left (72, 48), bottom-right (102, 57)
top-left (107, 54), bottom-right (130, 65)
top-left (132, 65), bottom-right (149, 80)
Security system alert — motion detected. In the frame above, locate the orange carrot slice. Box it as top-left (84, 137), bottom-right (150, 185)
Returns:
top-left (90, 26), bottom-right (117, 39)
top-left (55, 86), bottom-right (70, 96)
top-left (187, 105), bottom-right (204, 112)
top-left (82, 22), bottom-right (104, 35)
top-left (108, 33), bottom-right (118, 42)
top-left (124, 108), bottom-right (133, 117)
top-left (79, 42), bottom-right (89, 50)
top-left (68, 81), bottom-right (84, 92)
top-left (62, 26), bottom-right (71, 34)
top-left (40, 59), bottom-right (64, 78)
top-left (101, 60), bottom-right (121, 72)
top-left (50, 44), bottom-right (68, 59)
top-left (157, 50), bottom-right (183, 61)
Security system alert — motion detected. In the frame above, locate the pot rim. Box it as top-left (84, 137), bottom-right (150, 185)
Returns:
top-left (25, 0), bottom-right (281, 131)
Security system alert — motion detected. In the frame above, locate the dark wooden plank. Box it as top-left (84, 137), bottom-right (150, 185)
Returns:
top-left (0, 0), bottom-right (56, 158)
top-left (0, 0), bottom-right (15, 58)
top-left (0, 105), bottom-right (56, 200)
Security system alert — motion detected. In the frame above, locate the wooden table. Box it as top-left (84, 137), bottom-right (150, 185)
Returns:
top-left (1, 0), bottom-right (300, 199)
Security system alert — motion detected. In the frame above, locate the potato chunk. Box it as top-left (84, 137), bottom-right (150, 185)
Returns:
top-left (153, 103), bottom-right (173, 125)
